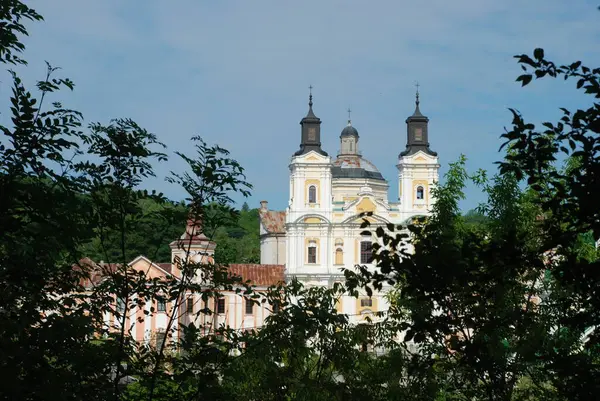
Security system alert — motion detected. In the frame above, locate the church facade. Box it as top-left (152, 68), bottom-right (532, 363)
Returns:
top-left (259, 91), bottom-right (440, 321)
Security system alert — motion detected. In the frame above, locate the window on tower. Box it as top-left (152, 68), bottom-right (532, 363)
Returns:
top-left (416, 186), bottom-right (424, 200)
top-left (308, 241), bottom-right (317, 264)
top-left (360, 241), bottom-right (373, 264)
top-left (414, 128), bottom-right (423, 141)
top-left (308, 185), bottom-right (317, 204)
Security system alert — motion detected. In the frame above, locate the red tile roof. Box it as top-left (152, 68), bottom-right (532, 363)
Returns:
top-left (228, 264), bottom-right (285, 286)
top-left (75, 258), bottom-right (120, 289)
top-left (76, 257), bottom-right (285, 289)
top-left (259, 210), bottom-right (286, 234)
top-left (157, 263), bottom-right (172, 273)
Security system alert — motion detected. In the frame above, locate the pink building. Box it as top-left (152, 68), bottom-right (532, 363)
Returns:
top-left (78, 218), bottom-right (284, 348)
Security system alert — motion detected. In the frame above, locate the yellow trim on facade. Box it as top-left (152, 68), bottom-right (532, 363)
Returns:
top-left (355, 197), bottom-right (376, 213)
top-left (305, 237), bottom-right (320, 264)
top-left (304, 217), bottom-right (322, 224)
top-left (335, 296), bottom-right (343, 313)
top-left (412, 180), bottom-right (429, 204)
top-left (304, 179), bottom-right (320, 204)
top-left (356, 296), bottom-right (378, 315)
top-left (335, 248), bottom-right (343, 265)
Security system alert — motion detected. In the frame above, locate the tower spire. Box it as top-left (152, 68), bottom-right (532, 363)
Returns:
top-left (412, 82), bottom-right (423, 116)
top-left (347, 107), bottom-right (352, 125)
top-left (295, 86), bottom-right (327, 156)
top-left (401, 84), bottom-right (437, 157)
top-left (415, 82), bottom-right (420, 107)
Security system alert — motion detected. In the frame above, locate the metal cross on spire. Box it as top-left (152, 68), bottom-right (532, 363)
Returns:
top-left (347, 107), bottom-right (352, 125)
top-left (308, 85), bottom-right (313, 107)
top-left (415, 81), bottom-right (420, 106)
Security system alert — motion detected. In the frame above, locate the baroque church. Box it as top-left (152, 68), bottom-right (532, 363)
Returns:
top-left (259, 90), bottom-right (440, 320)
top-left (77, 90), bottom-right (441, 348)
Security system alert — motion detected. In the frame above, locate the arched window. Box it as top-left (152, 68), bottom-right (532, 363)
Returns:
top-left (335, 248), bottom-right (343, 265)
top-left (416, 186), bottom-right (424, 200)
top-left (308, 185), bottom-right (317, 204)
top-left (308, 240), bottom-right (317, 264)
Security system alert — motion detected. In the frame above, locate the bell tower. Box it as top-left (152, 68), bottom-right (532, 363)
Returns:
top-left (397, 85), bottom-right (440, 220)
top-left (339, 108), bottom-right (359, 155)
top-left (294, 86), bottom-right (328, 157)
top-left (287, 88), bottom-right (333, 276)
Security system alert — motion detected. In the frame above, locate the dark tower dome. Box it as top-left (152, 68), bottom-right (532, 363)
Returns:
top-left (294, 86), bottom-right (328, 157)
top-left (340, 122), bottom-right (359, 138)
top-left (339, 109), bottom-right (360, 156)
top-left (400, 86), bottom-right (437, 157)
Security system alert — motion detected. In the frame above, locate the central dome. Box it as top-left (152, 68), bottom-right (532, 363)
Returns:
top-left (331, 155), bottom-right (385, 181)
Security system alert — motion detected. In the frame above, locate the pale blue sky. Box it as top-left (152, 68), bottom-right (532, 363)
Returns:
top-left (3, 0), bottom-right (599, 212)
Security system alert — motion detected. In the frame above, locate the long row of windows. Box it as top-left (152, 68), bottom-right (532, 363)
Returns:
top-left (117, 297), bottom-right (167, 314)
top-left (183, 297), bottom-right (259, 315)
top-left (307, 241), bottom-right (373, 264)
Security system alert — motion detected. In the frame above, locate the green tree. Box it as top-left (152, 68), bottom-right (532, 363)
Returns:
top-left (346, 42), bottom-right (600, 400)
top-left (499, 47), bottom-right (600, 399)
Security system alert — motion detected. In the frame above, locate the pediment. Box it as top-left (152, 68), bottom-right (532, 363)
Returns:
top-left (343, 212), bottom-right (390, 225)
top-left (344, 195), bottom-right (390, 214)
top-left (355, 198), bottom-right (376, 213)
top-left (401, 150), bottom-right (438, 163)
top-left (295, 150), bottom-right (330, 163)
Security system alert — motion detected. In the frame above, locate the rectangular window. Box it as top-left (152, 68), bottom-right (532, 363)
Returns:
top-left (308, 245), bottom-right (317, 264)
top-left (360, 241), bottom-right (373, 264)
top-left (414, 128), bottom-right (423, 141)
top-left (245, 298), bottom-right (254, 315)
top-left (360, 298), bottom-right (373, 308)
top-left (272, 300), bottom-right (280, 314)
top-left (155, 331), bottom-right (167, 350)
top-left (157, 298), bottom-right (166, 312)
top-left (186, 297), bottom-right (194, 314)
top-left (217, 298), bottom-right (226, 314)
top-left (116, 297), bottom-right (126, 315)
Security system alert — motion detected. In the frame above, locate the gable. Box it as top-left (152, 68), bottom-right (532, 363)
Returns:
top-left (402, 150), bottom-right (438, 163)
top-left (295, 150), bottom-right (330, 163)
top-left (355, 198), bottom-right (376, 213)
